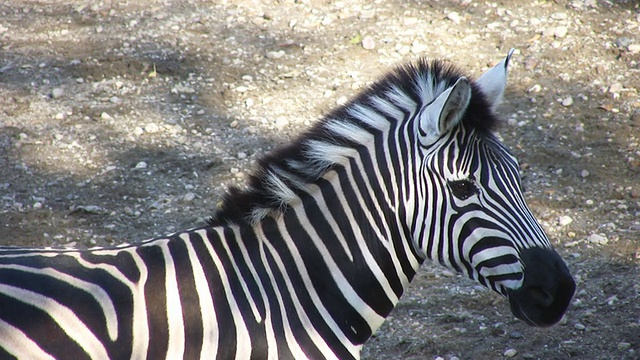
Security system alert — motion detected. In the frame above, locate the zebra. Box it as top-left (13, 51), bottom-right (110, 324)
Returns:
top-left (0, 50), bottom-right (575, 360)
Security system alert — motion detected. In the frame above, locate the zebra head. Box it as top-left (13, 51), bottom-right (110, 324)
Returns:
top-left (410, 50), bottom-right (575, 327)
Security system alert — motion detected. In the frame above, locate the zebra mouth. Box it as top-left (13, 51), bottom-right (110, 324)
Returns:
top-left (506, 248), bottom-right (576, 327)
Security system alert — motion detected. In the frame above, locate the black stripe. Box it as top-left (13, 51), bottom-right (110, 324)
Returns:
top-left (137, 244), bottom-right (169, 360)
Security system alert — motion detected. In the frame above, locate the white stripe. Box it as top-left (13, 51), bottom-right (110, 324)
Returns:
top-left (325, 170), bottom-right (400, 305)
top-left (324, 119), bottom-right (373, 145)
top-left (127, 248), bottom-right (150, 360)
top-left (385, 85), bottom-right (417, 112)
top-left (0, 284), bottom-right (109, 360)
top-left (203, 228), bottom-right (251, 359)
top-left (270, 216), bottom-right (349, 359)
top-left (347, 103), bottom-right (390, 131)
top-left (182, 232), bottom-right (219, 359)
top-left (252, 225), bottom-right (281, 360)
top-left (0, 318), bottom-right (55, 360)
top-left (159, 242), bottom-right (185, 359)
top-left (219, 226), bottom-right (264, 323)
top-left (255, 238), bottom-right (308, 359)
top-left (292, 203), bottom-right (385, 345)
top-left (0, 264), bottom-right (119, 341)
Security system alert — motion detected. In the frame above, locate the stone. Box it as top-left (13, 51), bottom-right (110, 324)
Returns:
top-left (628, 44), bottom-right (640, 54)
top-left (447, 12), bottom-right (462, 25)
top-left (587, 233), bottom-right (608, 245)
top-left (361, 36), bottom-right (375, 50)
top-left (504, 349), bottom-right (518, 357)
top-left (554, 26), bottom-right (568, 38)
top-left (51, 88), bottom-right (64, 99)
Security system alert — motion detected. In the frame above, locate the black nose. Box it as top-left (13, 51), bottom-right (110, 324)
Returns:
top-left (507, 247), bottom-right (576, 327)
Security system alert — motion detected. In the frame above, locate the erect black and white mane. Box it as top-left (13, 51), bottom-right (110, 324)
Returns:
top-left (209, 59), bottom-right (502, 226)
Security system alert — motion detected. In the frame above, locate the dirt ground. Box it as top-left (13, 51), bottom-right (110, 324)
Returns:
top-left (0, 0), bottom-right (639, 359)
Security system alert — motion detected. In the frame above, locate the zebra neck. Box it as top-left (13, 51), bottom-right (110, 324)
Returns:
top-left (236, 164), bottom-right (423, 348)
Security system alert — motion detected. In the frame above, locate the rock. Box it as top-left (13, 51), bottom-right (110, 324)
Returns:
top-left (528, 84), bottom-right (542, 93)
top-left (618, 342), bottom-right (632, 351)
top-left (558, 216), bottom-right (573, 226)
top-left (551, 12), bottom-right (568, 20)
top-left (580, 170), bottom-right (590, 178)
top-left (554, 26), bottom-right (568, 38)
top-left (587, 233), bottom-right (608, 245)
top-left (608, 82), bottom-right (623, 93)
top-left (266, 50), bottom-right (285, 59)
top-left (561, 96), bottom-right (574, 106)
top-left (51, 88), bottom-right (64, 99)
top-left (182, 192), bottom-right (196, 203)
top-left (275, 117), bottom-right (289, 129)
top-left (509, 331), bottom-right (524, 339)
top-left (447, 12), bottom-right (462, 25)
top-left (237, 152), bottom-right (247, 160)
top-left (616, 37), bottom-right (633, 48)
top-left (573, 323), bottom-right (586, 331)
top-left (504, 348), bottom-right (518, 357)
top-left (145, 123), bottom-right (160, 133)
top-left (628, 44), bottom-right (640, 54)
top-left (361, 36), bottom-right (375, 50)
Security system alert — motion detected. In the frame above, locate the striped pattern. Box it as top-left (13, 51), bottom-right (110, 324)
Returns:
top-left (0, 53), bottom-right (560, 359)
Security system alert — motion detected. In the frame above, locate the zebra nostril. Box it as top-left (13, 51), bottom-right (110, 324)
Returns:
top-left (528, 286), bottom-right (554, 307)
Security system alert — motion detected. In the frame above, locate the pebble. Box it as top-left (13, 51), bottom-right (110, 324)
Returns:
top-left (237, 152), bottom-right (247, 160)
top-left (561, 96), bottom-right (574, 107)
top-left (608, 82), bottom-right (623, 93)
top-left (275, 117), bottom-right (289, 129)
top-left (558, 215), bottom-right (573, 226)
top-left (573, 323), bottom-right (586, 331)
top-left (145, 123), bottom-right (160, 133)
top-left (508, 331), bottom-right (524, 339)
top-left (580, 170), bottom-right (590, 178)
top-left (587, 233), bottom-right (608, 245)
top-left (447, 12), bottom-right (462, 25)
top-left (551, 12), bottom-right (568, 20)
top-left (361, 36), bottom-right (375, 50)
top-left (528, 84), bottom-right (542, 93)
top-left (628, 44), bottom-right (640, 54)
top-left (182, 192), bottom-right (196, 203)
top-left (618, 342), bottom-right (632, 351)
top-left (336, 96), bottom-right (348, 106)
top-left (109, 96), bottom-right (120, 103)
top-left (266, 50), bottom-right (285, 59)
top-left (135, 161), bottom-right (148, 169)
top-left (229, 120), bottom-right (239, 128)
top-left (616, 37), bottom-right (633, 48)
top-left (51, 88), bottom-right (64, 99)
top-left (554, 26), bottom-right (568, 38)
top-left (504, 348), bottom-right (518, 357)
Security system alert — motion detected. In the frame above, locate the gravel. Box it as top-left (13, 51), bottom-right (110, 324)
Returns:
top-left (0, 0), bottom-right (639, 359)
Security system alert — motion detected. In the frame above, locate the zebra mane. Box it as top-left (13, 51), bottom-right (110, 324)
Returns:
top-left (209, 58), bottom-right (500, 225)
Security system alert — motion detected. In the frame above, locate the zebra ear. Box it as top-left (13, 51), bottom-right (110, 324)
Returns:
top-left (419, 76), bottom-right (472, 137)
top-left (476, 48), bottom-right (514, 110)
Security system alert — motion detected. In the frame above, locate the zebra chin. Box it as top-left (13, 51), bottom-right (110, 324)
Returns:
top-left (506, 247), bottom-right (576, 327)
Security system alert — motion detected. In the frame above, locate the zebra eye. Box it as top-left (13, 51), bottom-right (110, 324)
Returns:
top-left (448, 179), bottom-right (478, 200)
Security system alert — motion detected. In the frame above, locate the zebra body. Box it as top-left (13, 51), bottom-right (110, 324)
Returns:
top-left (0, 51), bottom-right (575, 359)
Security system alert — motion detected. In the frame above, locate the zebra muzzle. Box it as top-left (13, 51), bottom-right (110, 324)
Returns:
top-left (506, 247), bottom-right (576, 327)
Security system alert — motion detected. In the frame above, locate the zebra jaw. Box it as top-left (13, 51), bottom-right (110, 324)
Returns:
top-left (506, 247), bottom-right (576, 327)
